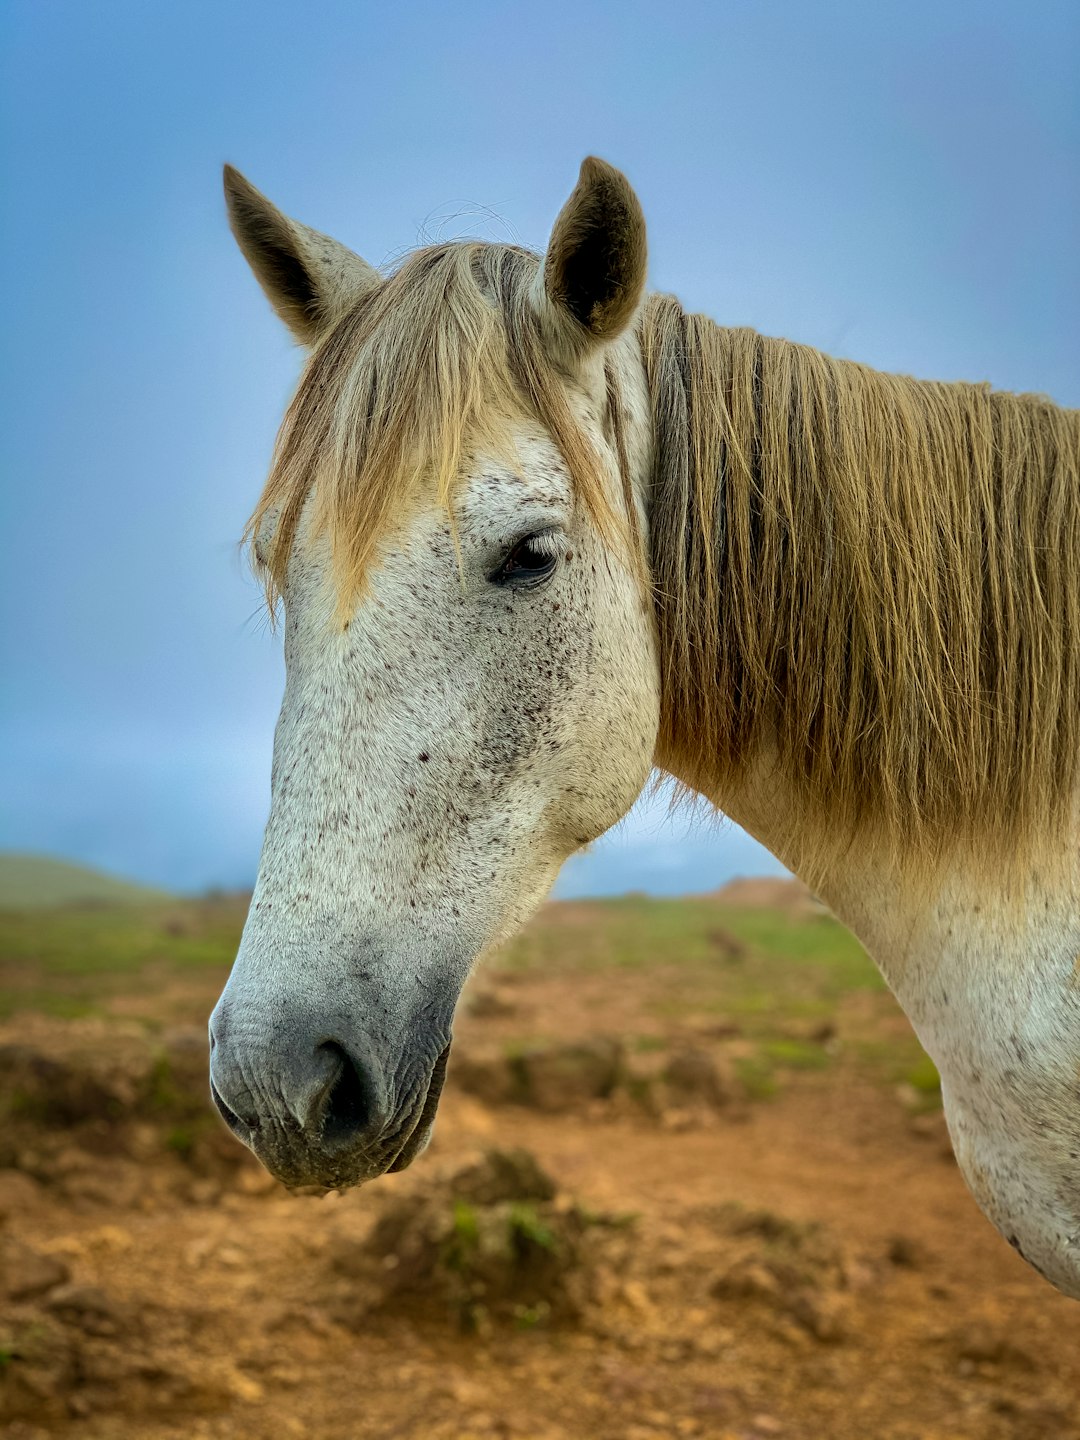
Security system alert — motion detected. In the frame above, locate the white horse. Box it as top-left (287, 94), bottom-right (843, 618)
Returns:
top-left (210, 158), bottom-right (1080, 1300)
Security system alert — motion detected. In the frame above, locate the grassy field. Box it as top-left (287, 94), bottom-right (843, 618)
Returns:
top-left (0, 887), bottom-right (937, 1102)
top-left (0, 895), bottom-right (246, 1019)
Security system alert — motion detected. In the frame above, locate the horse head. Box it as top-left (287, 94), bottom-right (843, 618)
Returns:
top-left (209, 161), bottom-right (659, 1189)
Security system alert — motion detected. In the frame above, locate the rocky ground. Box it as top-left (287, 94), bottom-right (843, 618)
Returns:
top-left (1, 888), bottom-right (1078, 1439)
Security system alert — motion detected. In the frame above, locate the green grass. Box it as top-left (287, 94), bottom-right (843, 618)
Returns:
top-left (508, 1202), bottom-right (558, 1253)
top-left (0, 898), bottom-right (246, 1018)
top-left (629, 1034), bottom-right (669, 1054)
top-left (443, 1200), bottom-right (481, 1274)
top-left (762, 1037), bottom-right (832, 1071)
top-left (503, 897), bottom-right (881, 991)
top-left (838, 1037), bottom-right (943, 1108)
top-left (904, 1054), bottom-right (941, 1093)
top-left (733, 1054), bottom-right (780, 1100)
top-left (902, 1054), bottom-right (943, 1110)
top-left (164, 1124), bottom-right (198, 1159)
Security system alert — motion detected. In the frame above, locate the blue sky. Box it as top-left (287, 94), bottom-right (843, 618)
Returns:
top-left (2, 1), bottom-right (1077, 896)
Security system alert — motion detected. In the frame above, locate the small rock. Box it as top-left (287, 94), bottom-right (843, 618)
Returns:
top-left (1, 1234), bottom-right (71, 1301)
top-left (711, 1259), bottom-right (782, 1303)
top-left (515, 1038), bottom-right (624, 1113)
top-left (662, 1048), bottom-right (731, 1108)
top-left (952, 1321), bottom-right (1034, 1369)
top-left (235, 1166), bottom-right (277, 1196)
top-left (449, 1049), bottom-right (519, 1106)
top-left (752, 1416), bottom-right (785, 1435)
top-left (620, 1279), bottom-right (654, 1315)
top-left (788, 1289), bottom-right (851, 1343)
top-left (448, 1148), bottom-right (556, 1206)
top-left (187, 1178), bottom-right (223, 1205)
top-left (886, 1234), bottom-right (926, 1268)
top-left (45, 1282), bottom-right (124, 1337)
top-left (227, 1368), bottom-right (265, 1403)
top-left (463, 986), bottom-right (518, 1019)
top-left (444, 1376), bottom-right (487, 1405)
top-left (659, 1106), bottom-right (696, 1132)
top-left (89, 1224), bottom-right (133, 1254)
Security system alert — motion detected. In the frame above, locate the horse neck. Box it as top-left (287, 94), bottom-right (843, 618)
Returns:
top-left (617, 307), bottom-right (1079, 971)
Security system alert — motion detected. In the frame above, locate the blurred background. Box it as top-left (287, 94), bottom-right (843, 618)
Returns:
top-left (2, 6), bottom-right (1080, 1440)
top-left (3, 0), bottom-right (1076, 899)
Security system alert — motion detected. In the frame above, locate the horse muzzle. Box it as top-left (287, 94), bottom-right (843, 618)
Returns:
top-left (207, 996), bottom-right (453, 1190)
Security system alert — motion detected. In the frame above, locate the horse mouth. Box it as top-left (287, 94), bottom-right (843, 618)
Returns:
top-left (387, 1041), bottom-right (451, 1173)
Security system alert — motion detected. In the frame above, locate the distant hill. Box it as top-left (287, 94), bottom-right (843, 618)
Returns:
top-left (711, 875), bottom-right (828, 918)
top-left (0, 853), bottom-right (173, 909)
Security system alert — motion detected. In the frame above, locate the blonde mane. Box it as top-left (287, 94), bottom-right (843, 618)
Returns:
top-left (642, 294), bottom-right (1080, 866)
top-left (246, 242), bottom-right (1080, 865)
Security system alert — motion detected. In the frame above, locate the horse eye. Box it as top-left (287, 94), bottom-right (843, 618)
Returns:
top-left (491, 534), bottom-right (560, 587)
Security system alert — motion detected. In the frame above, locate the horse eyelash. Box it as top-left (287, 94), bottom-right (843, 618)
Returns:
top-left (522, 529), bottom-right (565, 559)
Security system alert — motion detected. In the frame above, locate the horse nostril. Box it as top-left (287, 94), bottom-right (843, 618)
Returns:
top-left (317, 1042), bottom-right (375, 1148)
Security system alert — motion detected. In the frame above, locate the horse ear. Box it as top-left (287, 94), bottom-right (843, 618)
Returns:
top-left (536, 157), bottom-right (647, 356)
top-left (223, 165), bottom-right (379, 346)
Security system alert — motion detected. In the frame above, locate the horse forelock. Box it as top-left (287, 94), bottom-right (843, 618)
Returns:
top-left (641, 293), bottom-right (1080, 875)
top-left (243, 240), bottom-right (623, 622)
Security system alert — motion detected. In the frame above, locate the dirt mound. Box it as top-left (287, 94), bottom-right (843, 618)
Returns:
top-left (0, 1023), bottom-right (253, 1196)
top-left (512, 1037), bottom-right (625, 1111)
top-left (452, 1038), bottom-right (738, 1127)
top-left (0, 1235), bottom-right (177, 1424)
top-left (451, 1037), bottom-right (625, 1112)
top-left (709, 1205), bottom-right (878, 1343)
top-left (0, 1045), bottom-right (121, 1132)
top-left (0, 1025), bottom-right (209, 1130)
top-left (325, 1148), bottom-right (627, 1334)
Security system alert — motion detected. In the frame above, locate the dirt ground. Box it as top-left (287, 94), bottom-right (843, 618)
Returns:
top-left (1, 890), bottom-right (1078, 1439)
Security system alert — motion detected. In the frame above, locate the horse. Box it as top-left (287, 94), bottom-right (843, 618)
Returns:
top-left (210, 158), bottom-right (1080, 1300)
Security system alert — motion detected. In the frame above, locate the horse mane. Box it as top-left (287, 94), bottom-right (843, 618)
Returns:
top-left (246, 242), bottom-right (617, 618)
top-left (641, 293), bottom-right (1080, 865)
